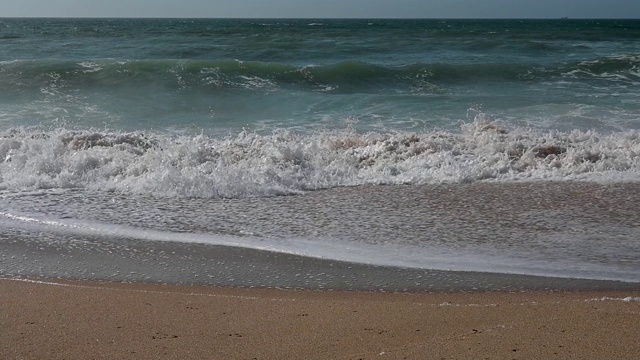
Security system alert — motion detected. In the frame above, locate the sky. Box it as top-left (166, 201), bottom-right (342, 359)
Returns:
top-left (1, 0), bottom-right (639, 19)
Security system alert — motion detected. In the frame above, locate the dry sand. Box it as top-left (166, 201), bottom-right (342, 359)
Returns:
top-left (2, 277), bottom-right (639, 359)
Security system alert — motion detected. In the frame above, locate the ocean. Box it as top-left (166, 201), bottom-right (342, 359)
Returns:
top-left (1, 18), bottom-right (639, 289)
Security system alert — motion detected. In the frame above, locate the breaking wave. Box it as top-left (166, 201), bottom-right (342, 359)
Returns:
top-left (1, 120), bottom-right (639, 198)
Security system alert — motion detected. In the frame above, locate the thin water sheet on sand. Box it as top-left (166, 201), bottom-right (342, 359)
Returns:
top-left (1, 182), bottom-right (639, 290)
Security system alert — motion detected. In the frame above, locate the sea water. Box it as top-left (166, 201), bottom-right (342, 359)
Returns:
top-left (1, 19), bottom-right (639, 286)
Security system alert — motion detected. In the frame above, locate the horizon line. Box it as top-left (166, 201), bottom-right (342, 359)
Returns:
top-left (1, 16), bottom-right (638, 20)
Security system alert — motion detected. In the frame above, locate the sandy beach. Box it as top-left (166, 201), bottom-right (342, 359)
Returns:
top-left (2, 277), bottom-right (639, 360)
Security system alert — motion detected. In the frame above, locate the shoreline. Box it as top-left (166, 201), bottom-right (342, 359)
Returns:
top-left (2, 277), bottom-right (640, 359)
top-left (3, 234), bottom-right (640, 292)
top-left (3, 182), bottom-right (640, 287)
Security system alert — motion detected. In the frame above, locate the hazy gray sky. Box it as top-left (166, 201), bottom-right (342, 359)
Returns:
top-left (2, 0), bottom-right (639, 18)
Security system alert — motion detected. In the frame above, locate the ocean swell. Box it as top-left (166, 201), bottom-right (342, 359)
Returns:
top-left (2, 55), bottom-right (639, 96)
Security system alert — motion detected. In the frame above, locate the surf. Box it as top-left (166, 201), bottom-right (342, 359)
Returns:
top-left (1, 120), bottom-right (640, 199)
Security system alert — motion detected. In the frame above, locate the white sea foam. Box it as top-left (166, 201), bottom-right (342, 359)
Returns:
top-left (588, 296), bottom-right (640, 302)
top-left (1, 121), bottom-right (640, 198)
top-left (78, 61), bottom-right (103, 73)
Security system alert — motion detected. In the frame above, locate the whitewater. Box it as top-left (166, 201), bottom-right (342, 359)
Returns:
top-left (1, 122), bottom-right (640, 198)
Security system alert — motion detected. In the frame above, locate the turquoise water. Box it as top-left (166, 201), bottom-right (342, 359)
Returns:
top-left (1, 18), bottom-right (639, 133)
top-left (1, 19), bottom-right (639, 284)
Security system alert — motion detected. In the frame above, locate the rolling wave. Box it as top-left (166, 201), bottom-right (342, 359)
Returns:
top-left (2, 55), bottom-right (638, 95)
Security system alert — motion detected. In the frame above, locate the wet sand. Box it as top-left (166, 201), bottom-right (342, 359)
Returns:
top-left (3, 232), bottom-right (639, 292)
top-left (2, 277), bottom-right (639, 360)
